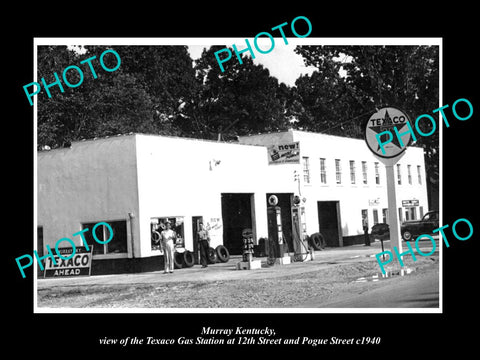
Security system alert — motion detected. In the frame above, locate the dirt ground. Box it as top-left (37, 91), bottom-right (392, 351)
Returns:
top-left (36, 240), bottom-right (440, 310)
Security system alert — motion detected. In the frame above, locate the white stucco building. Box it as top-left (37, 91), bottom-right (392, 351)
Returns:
top-left (36, 129), bottom-right (430, 274)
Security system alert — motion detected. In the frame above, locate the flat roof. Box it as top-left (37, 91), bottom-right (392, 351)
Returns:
top-left (37, 132), bottom-right (264, 153)
top-left (38, 128), bottom-right (426, 153)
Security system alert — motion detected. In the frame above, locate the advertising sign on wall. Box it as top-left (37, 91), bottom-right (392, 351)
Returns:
top-left (268, 142), bottom-right (300, 164)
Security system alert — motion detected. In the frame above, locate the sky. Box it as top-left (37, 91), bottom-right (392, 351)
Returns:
top-left (187, 41), bottom-right (317, 87)
top-left (68, 41), bottom-right (317, 87)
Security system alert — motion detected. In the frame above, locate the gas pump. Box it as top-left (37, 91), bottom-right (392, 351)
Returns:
top-left (266, 195), bottom-right (291, 265)
top-left (291, 195), bottom-right (312, 262)
top-left (267, 195), bottom-right (284, 258)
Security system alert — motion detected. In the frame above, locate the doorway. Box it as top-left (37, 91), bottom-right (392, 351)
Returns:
top-left (192, 216), bottom-right (203, 264)
top-left (317, 201), bottom-right (343, 247)
top-left (221, 193), bottom-right (254, 255)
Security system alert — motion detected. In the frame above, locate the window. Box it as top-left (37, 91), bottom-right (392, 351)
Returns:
top-left (373, 209), bottom-right (379, 225)
top-left (319, 158), bottom-right (327, 184)
top-left (423, 211), bottom-right (438, 221)
top-left (350, 160), bottom-right (356, 184)
top-left (82, 220), bottom-right (128, 255)
top-left (417, 165), bottom-right (422, 184)
top-left (302, 157), bottom-right (310, 184)
top-left (398, 208), bottom-right (403, 222)
top-left (37, 227), bottom-right (44, 271)
top-left (335, 159), bottom-right (342, 184)
top-left (404, 207), bottom-right (417, 221)
top-left (151, 217), bottom-right (185, 251)
top-left (407, 165), bottom-right (412, 185)
top-left (397, 164), bottom-right (402, 185)
top-left (362, 161), bottom-right (368, 184)
top-left (37, 226), bottom-right (44, 258)
top-left (375, 162), bottom-right (380, 185)
top-left (419, 206), bottom-right (424, 218)
top-left (382, 208), bottom-right (388, 224)
top-left (361, 209), bottom-right (368, 228)
top-left (411, 207), bottom-right (417, 220)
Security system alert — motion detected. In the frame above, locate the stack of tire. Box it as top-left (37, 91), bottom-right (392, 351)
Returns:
top-left (173, 245), bottom-right (230, 269)
top-left (174, 251), bottom-right (195, 269)
top-left (208, 245), bottom-right (230, 264)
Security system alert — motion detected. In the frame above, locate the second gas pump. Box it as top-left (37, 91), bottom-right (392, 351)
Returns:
top-left (267, 194), bottom-right (312, 264)
top-left (291, 195), bottom-right (313, 261)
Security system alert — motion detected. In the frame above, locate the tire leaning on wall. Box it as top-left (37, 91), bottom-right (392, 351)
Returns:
top-left (309, 232), bottom-right (327, 250)
top-left (207, 247), bottom-right (217, 264)
top-left (215, 245), bottom-right (230, 263)
top-left (183, 250), bottom-right (195, 268)
top-left (174, 252), bottom-right (184, 269)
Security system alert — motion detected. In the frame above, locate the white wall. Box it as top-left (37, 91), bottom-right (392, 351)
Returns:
top-left (134, 134), bottom-right (273, 257)
top-left (37, 130), bottom-right (431, 264)
top-left (292, 130), bottom-right (430, 236)
top-left (37, 135), bottom-right (139, 259)
top-left (240, 129), bottom-right (430, 238)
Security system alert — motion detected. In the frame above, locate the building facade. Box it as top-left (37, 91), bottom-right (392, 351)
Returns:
top-left (37, 130), bottom-right (430, 274)
top-left (238, 130), bottom-right (430, 247)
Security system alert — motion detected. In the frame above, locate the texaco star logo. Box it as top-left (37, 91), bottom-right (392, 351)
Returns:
top-left (365, 107), bottom-right (411, 158)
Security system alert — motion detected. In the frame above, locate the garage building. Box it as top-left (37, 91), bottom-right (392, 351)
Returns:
top-left (36, 129), bottom-right (430, 275)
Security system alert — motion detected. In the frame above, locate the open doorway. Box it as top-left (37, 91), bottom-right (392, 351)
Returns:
top-left (192, 216), bottom-right (203, 264)
top-left (317, 201), bottom-right (343, 247)
top-left (221, 193), bottom-right (254, 255)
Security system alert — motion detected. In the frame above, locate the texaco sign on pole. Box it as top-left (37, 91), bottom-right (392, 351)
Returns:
top-left (365, 107), bottom-right (412, 159)
top-left (365, 106), bottom-right (412, 262)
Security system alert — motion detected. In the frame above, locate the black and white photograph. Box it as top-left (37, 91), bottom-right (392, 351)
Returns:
top-left (33, 38), bottom-right (441, 312)
top-left (7, 5), bottom-right (478, 356)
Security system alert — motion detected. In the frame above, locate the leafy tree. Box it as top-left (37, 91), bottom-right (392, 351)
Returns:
top-left (294, 45), bottom-right (440, 207)
top-left (37, 44), bottom-right (290, 147)
top-left (294, 45), bottom-right (439, 131)
top-left (181, 46), bottom-right (289, 140)
top-left (37, 45), bottom-right (82, 148)
top-left (37, 45), bottom-right (197, 148)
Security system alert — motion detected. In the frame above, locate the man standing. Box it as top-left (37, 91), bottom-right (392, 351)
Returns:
top-left (197, 222), bottom-right (210, 268)
top-left (161, 220), bottom-right (176, 273)
top-left (362, 214), bottom-right (370, 246)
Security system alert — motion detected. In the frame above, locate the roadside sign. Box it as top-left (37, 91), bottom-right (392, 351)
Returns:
top-left (44, 246), bottom-right (93, 278)
top-left (364, 106), bottom-right (411, 259)
top-left (365, 107), bottom-right (411, 159)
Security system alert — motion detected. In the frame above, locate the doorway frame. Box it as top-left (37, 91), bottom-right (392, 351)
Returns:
top-left (317, 200), bottom-right (343, 247)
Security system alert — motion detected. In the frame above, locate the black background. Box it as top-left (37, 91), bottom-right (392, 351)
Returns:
top-left (6, 4), bottom-right (478, 355)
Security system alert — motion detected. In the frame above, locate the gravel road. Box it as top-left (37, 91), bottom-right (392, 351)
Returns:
top-left (36, 240), bottom-right (440, 310)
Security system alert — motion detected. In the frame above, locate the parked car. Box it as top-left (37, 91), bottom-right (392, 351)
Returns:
top-left (401, 210), bottom-right (439, 241)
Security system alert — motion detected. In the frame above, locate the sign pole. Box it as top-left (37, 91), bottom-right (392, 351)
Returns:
top-left (385, 163), bottom-right (402, 255)
top-left (364, 106), bottom-right (412, 271)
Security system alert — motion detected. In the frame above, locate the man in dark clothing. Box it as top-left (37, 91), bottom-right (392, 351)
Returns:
top-left (362, 216), bottom-right (370, 246)
top-left (197, 222), bottom-right (210, 268)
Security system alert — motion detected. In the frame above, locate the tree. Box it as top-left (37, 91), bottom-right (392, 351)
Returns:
top-left (294, 45), bottom-right (440, 208)
top-left (37, 45), bottom-right (198, 148)
top-left (181, 46), bottom-right (289, 140)
top-left (294, 45), bottom-right (439, 134)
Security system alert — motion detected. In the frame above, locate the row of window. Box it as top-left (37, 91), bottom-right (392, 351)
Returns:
top-left (37, 220), bottom-right (128, 258)
top-left (363, 206), bottom-right (425, 226)
top-left (37, 218), bottom-right (186, 257)
top-left (302, 157), bottom-right (422, 186)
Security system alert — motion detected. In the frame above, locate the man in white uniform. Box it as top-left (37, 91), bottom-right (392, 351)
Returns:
top-left (161, 220), bottom-right (176, 273)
